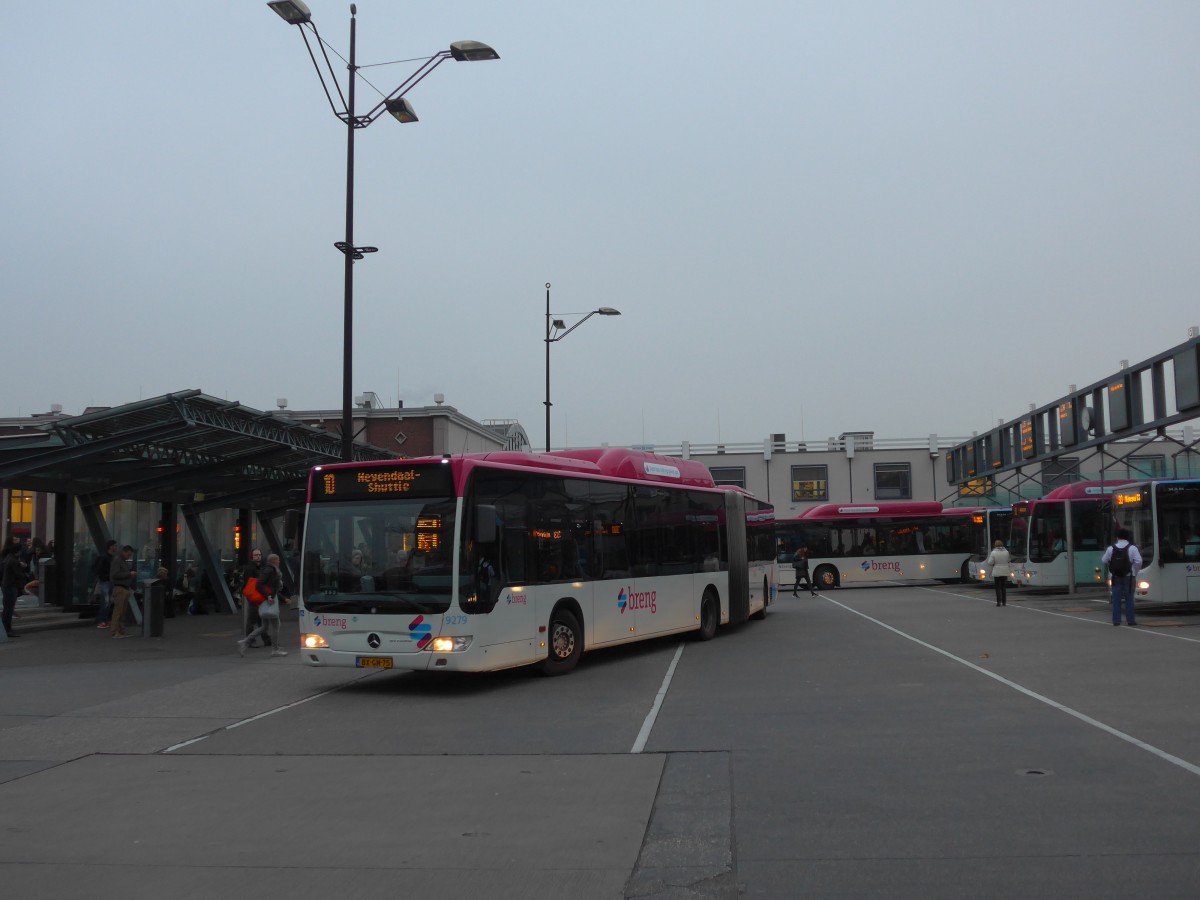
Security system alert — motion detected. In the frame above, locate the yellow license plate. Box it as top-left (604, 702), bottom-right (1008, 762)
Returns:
top-left (356, 656), bottom-right (393, 669)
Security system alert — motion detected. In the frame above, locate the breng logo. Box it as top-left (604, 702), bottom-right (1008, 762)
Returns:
top-left (861, 560), bottom-right (901, 573)
top-left (618, 587), bottom-right (657, 614)
top-left (408, 615), bottom-right (432, 648)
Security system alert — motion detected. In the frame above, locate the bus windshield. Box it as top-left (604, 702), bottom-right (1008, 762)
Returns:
top-left (301, 497), bottom-right (458, 615)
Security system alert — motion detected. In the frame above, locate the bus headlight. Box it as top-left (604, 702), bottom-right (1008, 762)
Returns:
top-left (978, 568), bottom-right (987, 580)
top-left (301, 633), bottom-right (329, 649)
top-left (1136, 579), bottom-right (1150, 593)
top-left (430, 635), bottom-right (473, 653)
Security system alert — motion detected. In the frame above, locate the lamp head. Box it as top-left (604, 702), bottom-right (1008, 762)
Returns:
top-left (267, 0), bottom-right (312, 25)
top-left (385, 97), bottom-right (419, 124)
top-left (597, 307), bottom-right (621, 316)
top-left (449, 40), bottom-right (500, 62)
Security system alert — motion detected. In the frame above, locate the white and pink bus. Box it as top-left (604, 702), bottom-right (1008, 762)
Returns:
top-left (775, 501), bottom-right (984, 590)
top-left (1009, 480), bottom-right (1134, 590)
top-left (1109, 479), bottom-right (1200, 604)
top-left (297, 449), bottom-right (776, 675)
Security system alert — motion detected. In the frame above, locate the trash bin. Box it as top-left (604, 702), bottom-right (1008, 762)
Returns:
top-left (141, 578), bottom-right (165, 638)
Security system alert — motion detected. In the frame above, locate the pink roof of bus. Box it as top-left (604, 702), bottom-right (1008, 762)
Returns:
top-left (798, 501), bottom-right (945, 519)
top-left (1040, 479), bottom-right (1137, 500)
top-left (323, 448), bottom-right (720, 489)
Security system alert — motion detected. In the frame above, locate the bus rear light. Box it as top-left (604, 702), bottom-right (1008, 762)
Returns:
top-left (1137, 579), bottom-right (1150, 593)
top-left (301, 633), bottom-right (329, 649)
top-left (430, 635), bottom-right (473, 653)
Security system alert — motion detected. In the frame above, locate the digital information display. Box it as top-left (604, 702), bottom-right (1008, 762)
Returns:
top-left (1113, 489), bottom-right (1146, 509)
top-left (312, 464), bottom-right (455, 501)
top-left (1058, 401), bottom-right (1076, 446)
top-left (1108, 380), bottom-right (1131, 432)
top-left (1174, 345), bottom-right (1200, 411)
top-left (1020, 419), bottom-right (1036, 459)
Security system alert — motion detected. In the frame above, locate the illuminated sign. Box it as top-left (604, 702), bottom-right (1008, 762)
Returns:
top-left (1113, 490), bottom-right (1145, 508)
top-left (312, 464), bottom-right (454, 501)
top-left (1058, 401), bottom-right (1076, 446)
top-left (959, 479), bottom-right (993, 498)
top-left (416, 516), bottom-right (442, 551)
top-left (1020, 419), bottom-right (1036, 459)
top-left (1012, 501), bottom-right (1031, 518)
top-left (1108, 380), bottom-right (1131, 432)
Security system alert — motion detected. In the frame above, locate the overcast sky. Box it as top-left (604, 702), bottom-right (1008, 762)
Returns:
top-left (3, 1), bottom-right (1197, 449)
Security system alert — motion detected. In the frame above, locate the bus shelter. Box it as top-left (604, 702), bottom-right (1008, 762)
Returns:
top-left (0, 390), bottom-right (397, 617)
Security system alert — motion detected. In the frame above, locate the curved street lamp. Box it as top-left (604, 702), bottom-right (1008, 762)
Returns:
top-left (268, 1), bottom-right (498, 460)
top-left (543, 282), bottom-right (621, 452)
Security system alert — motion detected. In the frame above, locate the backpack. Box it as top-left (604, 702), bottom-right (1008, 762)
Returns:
top-left (1108, 543), bottom-right (1131, 578)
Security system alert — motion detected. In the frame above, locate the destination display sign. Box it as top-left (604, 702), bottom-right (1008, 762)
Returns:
top-left (1113, 489), bottom-right (1145, 509)
top-left (312, 464), bottom-right (454, 501)
top-left (1020, 419), bottom-right (1036, 459)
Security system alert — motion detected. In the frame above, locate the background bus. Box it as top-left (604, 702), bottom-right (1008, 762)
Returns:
top-left (298, 448), bottom-right (776, 675)
top-left (1111, 479), bottom-right (1200, 604)
top-left (775, 501), bottom-right (983, 590)
top-left (1009, 481), bottom-right (1132, 590)
top-left (955, 506), bottom-right (1014, 584)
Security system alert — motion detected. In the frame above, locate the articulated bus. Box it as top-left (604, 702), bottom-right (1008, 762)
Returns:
top-left (775, 501), bottom-right (984, 590)
top-left (297, 449), bottom-right (776, 675)
top-left (1009, 480), bottom-right (1133, 590)
top-left (1110, 479), bottom-right (1200, 604)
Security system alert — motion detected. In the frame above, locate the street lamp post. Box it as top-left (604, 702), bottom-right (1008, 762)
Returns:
top-left (268, 1), bottom-right (498, 460)
top-left (543, 282), bottom-right (621, 452)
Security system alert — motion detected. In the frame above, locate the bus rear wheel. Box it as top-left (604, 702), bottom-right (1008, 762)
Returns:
top-left (697, 590), bottom-right (719, 641)
top-left (540, 608), bottom-right (582, 676)
top-left (814, 565), bottom-right (838, 590)
top-left (751, 577), bottom-right (768, 620)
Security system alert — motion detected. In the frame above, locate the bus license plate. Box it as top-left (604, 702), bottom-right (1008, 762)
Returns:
top-left (356, 656), bottom-right (393, 669)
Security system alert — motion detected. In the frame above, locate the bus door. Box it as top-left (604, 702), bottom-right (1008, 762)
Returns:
top-left (1068, 499), bottom-right (1109, 587)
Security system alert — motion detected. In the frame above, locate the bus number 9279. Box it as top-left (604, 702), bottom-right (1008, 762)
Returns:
top-left (298, 448), bottom-right (776, 675)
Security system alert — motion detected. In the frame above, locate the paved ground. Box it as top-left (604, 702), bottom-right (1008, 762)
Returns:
top-left (2, 583), bottom-right (1200, 899)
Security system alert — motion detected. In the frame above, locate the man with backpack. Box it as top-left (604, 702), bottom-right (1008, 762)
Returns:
top-left (1102, 527), bottom-right (1143, 627)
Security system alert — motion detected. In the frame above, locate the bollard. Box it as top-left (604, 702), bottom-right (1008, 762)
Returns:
top-left (141, 578), bottom-right (165, 638)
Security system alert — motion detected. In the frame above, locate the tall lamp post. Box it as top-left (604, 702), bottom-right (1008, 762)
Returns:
top-left (267, 1), bottom-right (498, 460)
top-left (543, 282), bottom-right (621, 452)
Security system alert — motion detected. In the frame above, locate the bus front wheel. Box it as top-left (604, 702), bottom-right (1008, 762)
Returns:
top-left (540, 608), bottom-right (582, 676)
top-left (814, 565), bottom-right (838, 590)
top-left (960, 561), bottom-right (971, 583)
top-left (697, 590), bottom-right (719, 641)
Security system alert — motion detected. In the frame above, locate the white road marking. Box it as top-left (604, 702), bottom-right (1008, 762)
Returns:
top-left (631, 643), bottom-right (685, 754)
top-left (826, 594), bottom-right (1200, 777)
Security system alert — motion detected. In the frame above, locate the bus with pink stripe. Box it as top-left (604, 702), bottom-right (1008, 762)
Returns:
top-left (298, 449), bottom-right (776, 675)
top-left (775, 501), bottom-right (986, 590)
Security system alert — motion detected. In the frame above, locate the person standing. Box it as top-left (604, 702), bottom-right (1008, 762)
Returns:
top-left (238, 553), bottom-right (287, 658)
top-left (109, 544), bottom-right (136, 639)
top-left (985, 539), bottom-right (1012, 607)
top-left (2, 544), bottom-right (26, 638)
top-left (1102, 527), bottom-right (1142, 627)
top-left (94, 540), bottom-right (117, 629)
